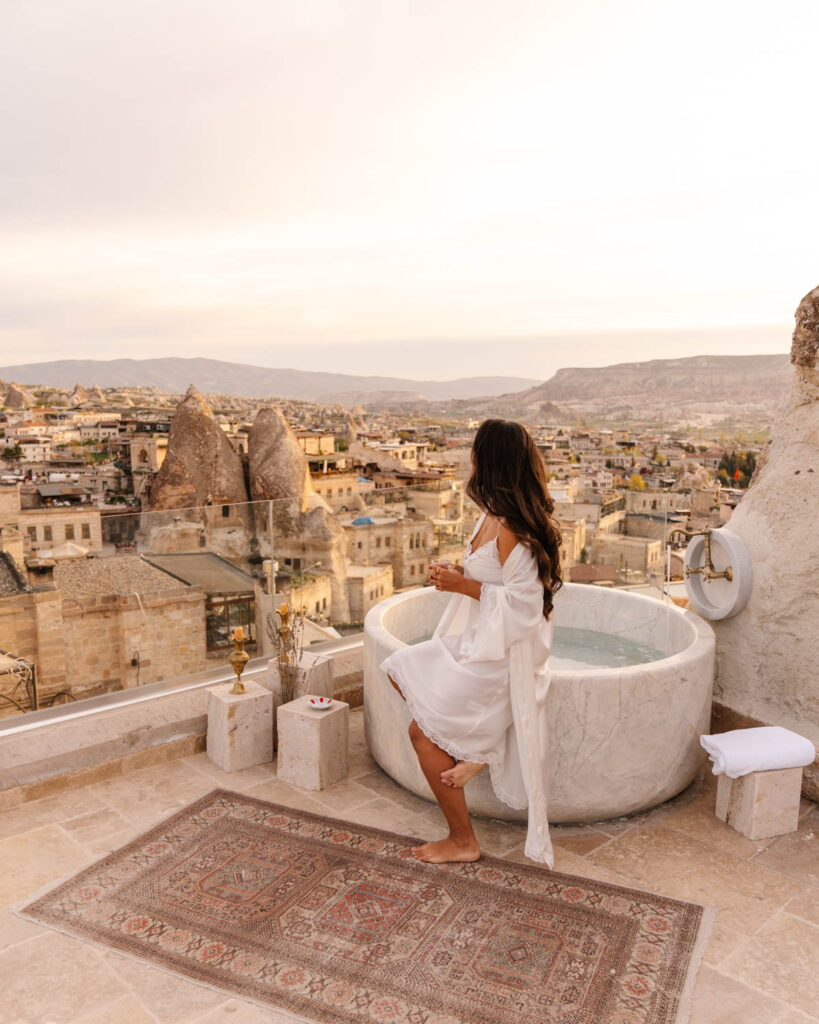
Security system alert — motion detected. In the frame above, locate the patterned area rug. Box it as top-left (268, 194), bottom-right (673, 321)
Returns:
top-left (21, 789), bottom-right (710, 1024)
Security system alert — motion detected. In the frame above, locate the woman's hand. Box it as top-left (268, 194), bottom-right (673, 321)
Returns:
top-left (428, 563), bottom-right (465, 592)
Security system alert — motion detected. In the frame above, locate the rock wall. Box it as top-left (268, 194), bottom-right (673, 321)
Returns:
top-left (712, 285), bottom-right (819, 795)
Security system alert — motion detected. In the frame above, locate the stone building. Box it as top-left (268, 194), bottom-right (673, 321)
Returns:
top-left (0, 556), bottom-right (207, 713)
top-left (345, 563), bottom-right (394, 621)
top-left (591, 534), bottom-right (664, 578)
top-left (341, 513), bottom-right (432, 588)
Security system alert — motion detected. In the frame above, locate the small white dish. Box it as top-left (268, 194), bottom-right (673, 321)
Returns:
top-left (307, 696), bottom-right (334, 710)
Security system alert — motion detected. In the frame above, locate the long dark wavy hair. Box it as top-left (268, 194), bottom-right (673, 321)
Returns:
top-left (466, 419), bottom-right (563, 618)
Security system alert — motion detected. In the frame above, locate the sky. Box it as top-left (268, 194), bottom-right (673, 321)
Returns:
top-left (1, 0), bottom-right (817, 380)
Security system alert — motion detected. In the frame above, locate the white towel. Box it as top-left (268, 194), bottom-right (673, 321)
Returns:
top-left (700, 726), bottom-right (816, 778)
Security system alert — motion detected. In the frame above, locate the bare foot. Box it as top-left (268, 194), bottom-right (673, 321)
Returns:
top-left (410, 837), bottom-right (481, 863)
top-left (441, 761), bottom-right (487, 789)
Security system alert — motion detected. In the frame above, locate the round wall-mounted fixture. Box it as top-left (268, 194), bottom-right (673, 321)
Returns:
top-left (683, 527), bottom-right (752, 620)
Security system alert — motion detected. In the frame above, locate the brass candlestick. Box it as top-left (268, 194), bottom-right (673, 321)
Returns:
top-left (229, 626), bottom-right (249, 694)
top-left (277, 602), bottom-right (291, 663)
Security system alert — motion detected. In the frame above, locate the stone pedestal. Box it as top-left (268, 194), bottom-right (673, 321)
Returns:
top-left (277, 695), bottom-right (349, 791)
top-left (206, 681), bottom-right (273, 773)
top-left (715, 767), bottom-right (803, 840)
top-left (267, 651), bottom-right (334, 749)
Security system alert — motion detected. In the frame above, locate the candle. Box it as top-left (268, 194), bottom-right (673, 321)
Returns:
top-left (234, 626), bottom-right (243, 642)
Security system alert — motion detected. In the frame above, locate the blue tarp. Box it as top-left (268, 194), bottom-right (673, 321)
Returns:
top-left (351, 516), bottom-right (376, 525)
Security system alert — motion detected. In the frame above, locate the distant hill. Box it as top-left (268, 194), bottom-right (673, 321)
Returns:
top-left (519, 353), bottom-right (791, 405)
top-left (0, 357), bottom-right (538, 402)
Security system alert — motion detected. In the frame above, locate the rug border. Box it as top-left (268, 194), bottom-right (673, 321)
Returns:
top-left (14, 787), bottom-right (717, 1024)
top-left (16, 786), bottom-right (714, 912)
top-left (671, 904), bottom-right (718, 1024)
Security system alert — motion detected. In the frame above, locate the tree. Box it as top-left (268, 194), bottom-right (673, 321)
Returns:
top-left (579, 547), bottom-right (588, 564)
top-left (629, 473), bottom-right (646, 490)
top-left (1, 444), bottom-right (22, 462)
top-left (335, 437), bottom-right (349, 452)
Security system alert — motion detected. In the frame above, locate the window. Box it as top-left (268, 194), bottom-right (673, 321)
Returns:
top-left (27, 526), bottom-right (36, 541)
top-left (315, 601), bottom-right (320, 614)
top-left (139, 448), bottom-right (149, 464)
top-left (357, 541), bottom-right (362, 550)
top-left (222, 505), bottom-right (230, 518)
top-left (327, 488), bottom-right (333, 497)
top-left (347, 487), bottom-right (352, 495)
top-left (409, 536), bottom-right (414, 550)
top-left (43, 525), bottom-right (53, 542)
top-left (81, 523), bottom-right (91, 540)
top-left (385, 537), bottom-right (391, 547)
top-left (65, 524), bottom-right (75, 540)
top-left (322, 597), bottom-right (327, 610)
top-left (205, 597), bottom-right (256, 651)
top-left (375, 537), bottom-right (381, 548)
top-left (410, 565), bottom-right (415, 576)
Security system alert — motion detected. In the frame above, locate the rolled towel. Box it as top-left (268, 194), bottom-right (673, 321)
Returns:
top-left (700, 726), bottom-right (816, 778)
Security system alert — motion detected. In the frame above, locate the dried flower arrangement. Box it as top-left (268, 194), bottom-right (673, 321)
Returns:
top-left (265, 602), bottom-right (306, 704)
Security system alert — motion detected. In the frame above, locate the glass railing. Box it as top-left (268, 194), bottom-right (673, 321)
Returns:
top-left (0, 468), bottom-right (701, 720)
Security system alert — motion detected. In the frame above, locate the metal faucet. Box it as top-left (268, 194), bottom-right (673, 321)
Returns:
top-left (666, 526), bottom-right (733, 582)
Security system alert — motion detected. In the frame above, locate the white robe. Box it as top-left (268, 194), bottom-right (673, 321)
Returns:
top-left (381, 515), bottom-right (554, 866)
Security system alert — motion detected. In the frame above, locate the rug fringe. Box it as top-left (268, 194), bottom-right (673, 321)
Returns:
top-left (673, 904), bottom-right (720, 1024)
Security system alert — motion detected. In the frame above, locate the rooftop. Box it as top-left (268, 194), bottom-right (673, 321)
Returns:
top-left (0, 707), bottom-right (816, 1023)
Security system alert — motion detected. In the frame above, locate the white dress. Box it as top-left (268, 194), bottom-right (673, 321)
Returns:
top-left (380, 512), bottom-right (555, 866)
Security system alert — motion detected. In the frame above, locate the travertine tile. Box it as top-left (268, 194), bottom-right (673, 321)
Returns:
top-left (701, 915), bottom-right (750, 968)
top-left (689, 965), bottom-right (788, 1023)
top-left (720, 913), bottom-right (819, 1018)
top-left (59, 806), bottom-right (132, 845)
top-left (196, 998), bottom-right (292, 1023)
top-left (0, 930), bottom-right (128, 1023)
top-left (0, 787), bottom-right (106, 840)
top-left (784, 885), bottom-right (819, 928)
top-left (346, 747), bottom-right (379, 778)
top-left (241, 777), bottom-right (336, 817)
top-left (588, 820), bottom-right (802, 933)
top-left (551, 831), bottom-right (610, 856)
top-left (661, 785), bottom-right (779, 860)
top-left (356, 768), bottom-right (436, 814)
top-left (183, 751), bottom-right (276, 790)
top-left (751, 811), bottom-right (819, 886)
top-left (341, 796), bottom-right (420, 836)
top-left (100, 949), bottom-right (227, 1023)
top-left (0, 907), bottom-right (46, 951)
top-left (88, 760), bottom-right (215, 826)
top-left (72, 993), bottom-right (157, 1024)
top-left (312, 776), bottom-right (383, 812)
top-left (0, 824), bottom-right (90, 908)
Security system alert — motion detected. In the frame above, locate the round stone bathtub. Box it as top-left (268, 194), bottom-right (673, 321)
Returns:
top-left (363, 583), bottom-right (716, 823)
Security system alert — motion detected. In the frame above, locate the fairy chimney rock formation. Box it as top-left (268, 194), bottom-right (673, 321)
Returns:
top-left (711, 284), bottom-right (819, 797)
top-left (148, 385), bottom-right (248, 509)
top-left (3, 382), bottom-right (34, 409)
top-left (69, 382), bottom-right (89, 407)
top-left (248, 407), bottom-right (314, 519)
top-left (248, 406), bottom-right (350, 620)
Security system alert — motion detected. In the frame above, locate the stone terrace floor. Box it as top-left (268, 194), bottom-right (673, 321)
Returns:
top-left (1, 706), bottom-right (817, 1024)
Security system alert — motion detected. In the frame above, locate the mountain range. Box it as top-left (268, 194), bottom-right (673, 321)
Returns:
top-left (0, 357), bottom-right (536, 402)
top-left (0, 353), bottom-right (793, 423)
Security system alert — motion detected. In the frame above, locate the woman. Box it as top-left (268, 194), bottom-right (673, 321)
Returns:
top-left (381, 419), bottom-right (562, 866)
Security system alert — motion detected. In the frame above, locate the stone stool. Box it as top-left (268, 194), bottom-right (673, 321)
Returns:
top-left (715, 767), bottom-right (803, 840)
top-left (277, 695), bottom-right (349, 791)
top-left (206, 680), bottom-right (274, 773)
